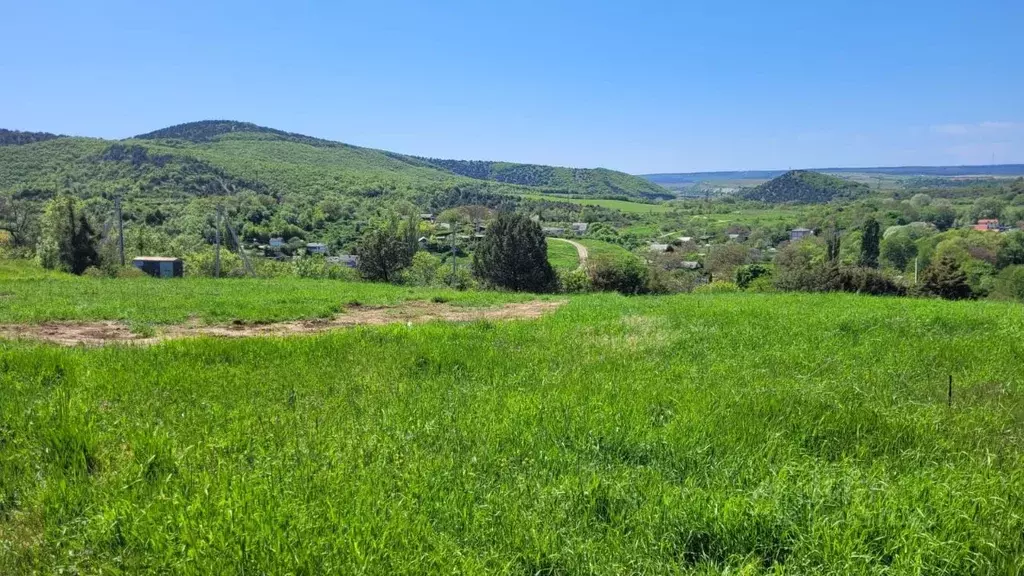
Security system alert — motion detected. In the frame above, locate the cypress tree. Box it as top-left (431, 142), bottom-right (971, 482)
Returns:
top-left (859, 217), bottom-right (880, 268)
top-left (472, 212), bottom-right (556, 292)
top-left (917, 255), bottom-right (973, 300)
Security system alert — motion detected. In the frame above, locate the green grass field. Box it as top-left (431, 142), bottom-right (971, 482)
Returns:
top-left (2, 266), bottom-right (1024, 573)
top-left (0, 263), bottom-right (532, 326)
top-left (546, 239), bottom-right (581, 271)
top-left (517, 193), bottom-right (677, 214)
top-left (578, 239), bottom-right (634, 262)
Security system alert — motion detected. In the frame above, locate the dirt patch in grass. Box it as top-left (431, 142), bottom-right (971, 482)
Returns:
top-left (0, 301), bottom-right (564, 347)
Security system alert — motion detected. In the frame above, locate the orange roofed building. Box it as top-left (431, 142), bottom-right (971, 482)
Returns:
top-left (973, 219), bottom-right (1000, 232)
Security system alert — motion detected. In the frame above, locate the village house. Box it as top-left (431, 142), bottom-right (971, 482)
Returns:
top-left (571, 222), bottom-right (589, 235)
top-left (649, 243), bottom-right (674, 253)
top-left (306, 242), bottom-right (328, 255)
top-left (973, 219), bottom-right (1001, 232)
top-left (789, 227), bottom-right (813, 241)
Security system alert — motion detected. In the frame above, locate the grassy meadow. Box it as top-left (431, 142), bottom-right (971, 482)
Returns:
top-left (546, 239), bottom-right (582, 271)
top-left (2, 267), bottom-right (1024, 573)
top-left (0, 265), bottom-right (534, 326)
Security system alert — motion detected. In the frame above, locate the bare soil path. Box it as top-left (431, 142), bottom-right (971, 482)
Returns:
top-left (0, 300), bottom-right (564, 347)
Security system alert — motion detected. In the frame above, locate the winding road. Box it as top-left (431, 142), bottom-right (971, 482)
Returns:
top-left (550, 237), bottom-right (589, 269)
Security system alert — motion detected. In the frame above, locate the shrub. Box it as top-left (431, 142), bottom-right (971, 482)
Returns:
top-left (832, 266), bottom-right (906, 296)
top-left (293, 256), bottom-right (357, 280)
top-left (116, 266), bottom-right (147, 279)
top-left (559, 267), bottom-right (591, 293)
top-left (646, 267), bottom-right (704, 294)
top-left (913, 255), bottom-right (974, 300)
top-left (746, 275), bottom-right (776, 293)
top-left (694, 281), bottom-right (739, 294)
top-left (587, 256), bottom-right (649, 295)
top-left (992, 265), bottom-right (1024, 301)
top-left (442, 267), bottom-right (476, 291)
top-left (734, 264), bottom-right (772, 290)
top-left (405, 251), bottom-right (442, 286)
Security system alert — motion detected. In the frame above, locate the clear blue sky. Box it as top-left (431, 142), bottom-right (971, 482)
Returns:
top-left (2, 0), bottom-right (1022, 173)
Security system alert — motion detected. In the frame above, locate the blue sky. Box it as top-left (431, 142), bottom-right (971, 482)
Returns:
top-left (2, 0), bottom-right (1022, 173)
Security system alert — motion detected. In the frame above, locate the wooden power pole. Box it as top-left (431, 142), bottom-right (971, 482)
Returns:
top-left (214, 205), bottom-right (222, 278)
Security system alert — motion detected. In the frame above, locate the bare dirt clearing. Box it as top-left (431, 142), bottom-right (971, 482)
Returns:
top-left (0, 300), bottom-right (564, 346)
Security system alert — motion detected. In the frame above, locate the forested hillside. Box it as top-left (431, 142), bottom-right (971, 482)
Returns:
top-left (128, 120), bottom-right (666, 200)
top-left (742, 170), bottom-right (870, 203)
top-left (0, 128), bottom-right (63, 146)
top-left (413, 158), bottom-right (673, 200)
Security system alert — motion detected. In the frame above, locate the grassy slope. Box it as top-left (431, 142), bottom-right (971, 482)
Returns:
top-left (0, 265), bottom-right (536, 325)
top-left (578, 238), bottom-right (634, 261)
top-left (546, 239), bottom-right (581, 271)
top-left (1, 292), bottom-right (1023, 573)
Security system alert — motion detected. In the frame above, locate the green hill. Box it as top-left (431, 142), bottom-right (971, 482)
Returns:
top-left (0, 120), bottom-right (665, 202)
top-left (741, 170), bottom-right (870, 203)
top-left (411, 158), bottom-right (673, 199)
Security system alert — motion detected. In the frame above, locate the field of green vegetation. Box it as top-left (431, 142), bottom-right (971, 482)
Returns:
top-left (545, 239), bottom-right (581, 271)
top-left (0, 267), bottom-right (532, 326)
top-left (2, 265), bottom-right (1023, 573)
top-left (517, 192), bottom-right (676, 214)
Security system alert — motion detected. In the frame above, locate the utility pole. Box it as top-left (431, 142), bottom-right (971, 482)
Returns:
top-left (450, 223), bottom-right (457, 282)
top-left (115, 196), bottom-right (125, 266)
top-left (914, 257), bottom-right (919, 285)
top-left (214, 205), bottom-right (222, 278)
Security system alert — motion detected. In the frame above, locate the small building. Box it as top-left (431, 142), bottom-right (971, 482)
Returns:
top-left (571, 222), bottom-right (589, 235)
top-left (649, 243), bottom-right (674, 253)
top-left (679, 236), bottom-right (693, 243)
top-left (973, 219), bottom-right (1000, 232)
top-left (132, 256), bottom-right (183, 278)
top-left (306, 243), bottom-right (328, 255)
top-left (419, 213), bottom-right (435, 222)
top-left (269, 237), bottom-right (284, 248)
top-left (680, 261), bottom-right (701, 270)
top-left (327, 255), bottom-right (359, 268)
top-left (790, 227), bottom-right (813, 241)
top-left (542, 227), bottom-right (565, 236)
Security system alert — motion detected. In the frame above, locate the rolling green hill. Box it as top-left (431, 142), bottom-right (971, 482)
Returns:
top-left (412, 157), bottom-right (673, 199)
top-left (0, 121), bottom-right (667, 205)
top-left (741, 170), bottom-right (870, 204)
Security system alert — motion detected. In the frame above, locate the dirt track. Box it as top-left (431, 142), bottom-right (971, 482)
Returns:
top-left (0, 300), bottom-right (564, 347)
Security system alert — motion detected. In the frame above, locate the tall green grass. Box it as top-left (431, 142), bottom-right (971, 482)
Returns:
top-left (0, 269), bottom-right (540, 325)
top-left (2, 292), bottom-right (1023, 573)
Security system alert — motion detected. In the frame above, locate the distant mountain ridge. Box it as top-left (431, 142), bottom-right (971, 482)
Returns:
top-left (644, 164), bottom-right (1024, 185)
top-left (741, 170), bottom-right (871, 204)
